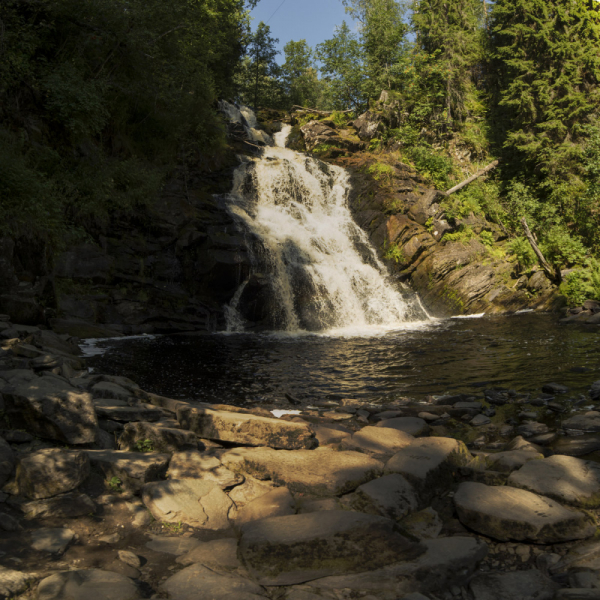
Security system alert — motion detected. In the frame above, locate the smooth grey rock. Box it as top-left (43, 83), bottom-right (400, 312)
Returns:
top-left (221, 447), bottom-right (383, 497)
top-left (91, 381), bottom-right (132, 400)
top-left (399, 507), bottom-right (443, 539)
top-left (234, 486), bottom-right (295, 526)
top-left (2, 377), bottom-right (98, 444)
top-left (505, 435), bottom-right (542, 453)
top-left (21, 493), bottom-right (96, 519)
top-left (313, 424), bottom-right (351, 446)
top-left (118, 422), bottom-right (196, 453)
top-left (550, 540), bottom-right (600, 574)
top-left (469, 569), bottom-right (559, 600)
top-left (352, 473), bottom-right (418, 521)
top-left (563, 412), bottom-right (600, 434)
top-left (160, 564), bottom-right (267, 600)
top-left (118, 551), bottom-right (142, 569)
top-left (344, 426), bottom-right (414, 459)
top-left (0, 437), bottom-right (14, 487)
top-left (16, 447), bottom-right (90, 499)
top-left (176, 538), bottom-right (240, 570)
top-left (84, 449), bottom-right (170, 491)
top-left (376, 417), bottom-right (430, 437)
top-left (145, 535), bottom-right (201, 556)
top-left (570, 570), bottom-right (600, 589)
top-left (553, 435), bottom-right (600, 457)
top-left (0, 567), bottom-right (37, 599)
top-left (31, 527), bottom-right (75, 554)
top-left (486, 449), bottom-right (543, 473)
top-left (142, 479), bottom-right (233, 529)
top-left (517, 421), bottom-right (550, 438)
top-left (167, 451), bottom-right (243, 488)
top-left (37, 569), bottom-right (142, 600)
top-left (542, 383), bottom-right (569, 394)
top-left (238, 510), bottom-right (425, 585)
top-left (508, 454), bottom-right (600, 508)
top-left (177, 406), bottom-right (317, 450)
top-left (454, 481), bottom-right (595, 543)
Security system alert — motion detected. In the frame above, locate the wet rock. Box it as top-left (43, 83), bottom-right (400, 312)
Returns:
top-left (145, 535), bottom-right (201, 556)
top-left (142, 479), bottom-right (233, 529)
top-left (94, 399), bottom-right (163, 423)
top-left (176, 538), bottom-right (241, 570)
top-left (508, 455), bottom-right (600, 508)
top-left (570, 570), bottom-right (600, 589)
top-left (352, 474), bottom-right (418, 521)
top-left (37, 569), bottom-right (142, 600)
top-left (238, 510), bottom-right (425, 585)
top-left (234, 486), bottom-right (295, 526)
top-left (177, 406), bottom-right (316, 450)
top-left (84, 449), bottom-right (170, 492)
top-left (504, 435), bottom-right (542, 453)
top-left (516, 421), bottom-right (549, 438)
top-left (160, 564), bottom-right (268, 600)
top-left (167, 451), bottom-right (243, 488)
top-left (469, 569), bottom-right (559, 600)
top-left (2, 377), bottom-right (98, 444)
top-left (384, 437), bottom-right (470, 501)
top-left (221, 447), bottom-right (383, 496)
top-left (15, 448), bottom-right (90, 499)
top-left (555, 591), bottom-right (600, 600)
top-left (543, 383), bottom-right (569, 394)
top-left (300, 121), bottom-right (365, 153)
top-left (343, 426), bottom-right (414, 459)
top-left (104, 560), bottom-right (140, 580)
top-left (22, 493), bottom-right (96, 519)
top-left (590, 381), bottom-right (600, 401)
top-left (54, 244), bottom-right (114, 283)
top-left (0, 437), bottom-right (14, 487)
top-left (30, 527), bottom-right (75, 554)
top-left (399, 507), bottom-right (443, 539)
top-left (407, 189), bottom-right (446, 226)
top-left (376, 416), bottom-right (430, 437)
top-left (118, 421), bottom-right (197, 453)
top-left (550, 540), bottom-right (600, 574)
top-left (485, 449), bottom-right (543, 473)
top-left (91, 381), bottom-right (132, 401)
top-left (563, 412), bottom-right (600, 434)
top-left (472, 414), bottom-right (491, 426)
top-left (454, 481), bottom-right (595, 543)
top-left (484, 388), bottom-right (513, 406)
top-left (0, 568), bottom-right (38, 599)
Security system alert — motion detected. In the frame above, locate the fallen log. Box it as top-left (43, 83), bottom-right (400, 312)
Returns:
top-left (445, 160), bottom-right (499, 196)
top-left (521, 217), bottom-right (561, 284)
top-left (290, 105), bottom-right (354, 115)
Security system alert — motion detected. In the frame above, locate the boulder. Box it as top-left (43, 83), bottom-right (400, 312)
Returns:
top-left (22, 493), bottom-right (96, 520)
top-left (407, 190), bottom-right (446, 226)
top-left (552, 435), bottom-right (600, 457)
top-left (221, 447), bottom-right (383, 496)
top-left (344, 426), bottom-right (414, 459)
top-left (542, 383), bottom-right (569, 395)
top-left (176, 539), bottom-right (241, 570)
top-left (30, 528), bottom-right (75, 554)
top-left (15, 448), bottom-right (90, 499)
top-left (142, 478), bottom-right (233, 530)
top-left (590, 380), bottom-right (600, 402)
top-left (0, 568), bottom-right (38, 600)
top-left (118, 422), bottom-right (197, 453)
top-left (234, 486), bottom-right (295, 526)
top-left (160, 564), bottom-right (267, 600)
top-left (238, 511), bottom-right (425, 585)
top-left (508, 455), bottom-right (600, 508)
top-left (469, 569), bottom-right (560, 600)
top-left (454, 482), bottom-right (595, 543)
top-left (177, 406), bottom-right (316, 450)
top-left (167, 451), bottom-right (242, 488)
top-left (485, 449), bottom-right (543, 473)
top-left (2, 377), bottom-right (98, 444)
top-left (228, 475), bottom-right (276, 508)
top-left (376, 417), bottom-right (430, 437)
top-left (299, 121), bottom-right (365, 153)
top-left (0, 437), bottom-right (14, 487)
top-left (563, 412), bottom-right (600, 434)
top-left (84, 449), bottom-right (170, 492)
top-left (399, 507), bottom-right (443, 540)
top-left (352, 474), bottom-right (418, 521)
top-left (91, 381), bottom-right (132, 400)
top-left (352, 111), bottom-right (384, 141)
top-left (37, 569), bottom-right (142, 600)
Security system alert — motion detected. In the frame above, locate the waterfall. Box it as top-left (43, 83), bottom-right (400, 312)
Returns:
top-left (219, 102), bottom-right (429, 333)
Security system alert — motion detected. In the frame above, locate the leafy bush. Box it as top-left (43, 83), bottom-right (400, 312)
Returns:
top-left (540, 226), bottom-right (588, 268)
top-left (507, 237), bottom-right (536, 271)
top-left (442, 225), bottom-right (477, 244)
top-left (560, 260), bottom-right (600, 305)
top-left (403, 145), bottom-right (455, 190)
top-left (367, 161), bottom-right (394, 183)
top-left (383, 242), bottom-right (405, 263)
top-left (479, 231), bottom-right (494, 247)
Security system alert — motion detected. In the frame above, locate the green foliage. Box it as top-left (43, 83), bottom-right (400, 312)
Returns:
top-left (560, 261), bottom-right (600, 305)
top-left (479, 231), bottom-right (494, 247)
top-left (280, 40), bottom-right (322, 109)
top-left (107, 476), bottom-right (123, 493)
top-left (383, 242), bottom-right (405, 263)
top-left (540, 226), bottom-right (588, 269)
top-left (403, 145), bottom-right (455, 189)
top-left (507, 237), bottom-right (536, 271)
top-left (367, 162), bottom-right (394, 183)
top-left (442, 225), bottom-right (477, 244)
top-left (134, 438), bottom-right (154, 453)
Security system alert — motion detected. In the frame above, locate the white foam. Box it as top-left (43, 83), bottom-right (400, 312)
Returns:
top-left (451, 313), bottom-right (485, 319)
top-left (79, 334), bottom-right (157, 358)
top-left (271, 409), bottom-right (301, 418)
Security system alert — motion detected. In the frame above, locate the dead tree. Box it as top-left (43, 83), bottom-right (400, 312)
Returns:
top-left (521, 217), bottom-right (561, 284)
top-left (445, 160), bottom-right (499, 196)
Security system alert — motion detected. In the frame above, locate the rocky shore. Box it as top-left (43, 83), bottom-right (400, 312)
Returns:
top-left (2, 314), bottom-right (600, 600)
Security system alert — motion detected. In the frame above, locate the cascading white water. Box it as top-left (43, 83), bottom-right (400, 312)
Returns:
top-left (220, 102), bottom-right (429, 333)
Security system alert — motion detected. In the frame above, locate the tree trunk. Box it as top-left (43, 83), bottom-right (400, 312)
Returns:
top-left (445, 160), bottom-right (499, 196)
top-left (521, 217), bottom-right (561, 284)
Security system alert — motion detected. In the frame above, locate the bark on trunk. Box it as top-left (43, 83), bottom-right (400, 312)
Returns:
top-left (445, 160), bottom-right (499, 196)
top-left (521, 217), bottom-right (561, 284)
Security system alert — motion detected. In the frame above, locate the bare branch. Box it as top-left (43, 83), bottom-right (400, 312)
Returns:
top-left (445, 160), bottom-right (499, 196)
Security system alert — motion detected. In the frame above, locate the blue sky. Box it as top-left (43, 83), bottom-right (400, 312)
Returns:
top-left (249, 0), bottom-right (356, 63)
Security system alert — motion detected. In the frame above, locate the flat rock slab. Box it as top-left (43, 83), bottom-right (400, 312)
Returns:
top-left (384, 437), bottom-right (470, 499)
top-left (469, 569), bottom-right (559, 600)
top-left (563, 412), bottom-right (600, 434)
top-left (176, 538), bottom-right (241, 570)
top-left (344, 426), bottom-right (414, 459)
top-left (375, 417), bottom-right (430, 437)
top-left (145, 535), bottom-right (201, 556)
top-left (508, 455), bottom-right (600, 508)
top-left (16, 447), bottom-right (90, 499)
top-left (454, 482), bottom-right (595, 543)
top-left (84, 450), bottom-right (170, 492)
top-left (31, 528), bottom-right (75, 554)
top-left (91, 381), bottom-right (132, 400)
top-left (160, 564), bottom-right (267, 600)
top-left (37, 569), bottom-right (142, 600)
top-left (22, 493), bottom-right (95, 520)
top-left (234, 486), bottom-right (295, 526)
top-left (94, 401), bottom-right (162, 423)
top-left (118, 422), bottom-right (197, 453)
top-left (221, 447), bottom-right (383, 496)
top-left (142, 479), bottom-right (233, 529)
top-left (167, 451), bottom-right (243, 488)
top-left (2, 377), bottom-right (98, 444)
top-left (239, 510), bottom-right (425, 585)
top-left (486, 449), bottom-right (543, 473)
top-left (177, 406), bottom-right (316, 449)
top-left (352, 473), bottom-right (418, 521)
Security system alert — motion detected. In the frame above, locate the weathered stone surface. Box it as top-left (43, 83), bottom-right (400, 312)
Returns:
top-left (313, 424), bottom-right (351, 446)
top-left (239, 511), bottom-right (425, 585)
top-left (352, 474), bottom-right (418, 521)
top-left (37, 569), bottom-right (142, 600)
top-left (145, 536), bottom-right (201, 556)
top-left (508, 455), bottom-right (600, 508)
top-left (227, 475), bottom-right (275, 508)
top-left (563, 412), bottom-right (600, 434)
top-left (16, 448), bottom-right (90, 499)
top-left (300, 121), bottom-right (365, 153)
top-left (400, 507), bottom-right (443, 540)
top-left (555, 590), bottom-right (600, 600)
top-left (553, 435), bottom-right (600, 457)
top-left (384, 437), bottom-right (470, 499)
top-left (176, 538), bottom-right (241, 570)
top-left (22, 493), bottom-right (95, 519)
top-left (344, 426), bottom-right (414, 459)
top-left (454, 482), bottom-right (595, 543)
top-left (160, 564), bottom-right (267, 600)
top-left (0, 437), bottom-right (14, 487)
top-left (486, 449), bottom-right (543, 473)
top-left (221, 447), bottom-right (383, 496)
top-left (0, 567), bottom-right (38, 600)
top-left (376, 417), bottom-right (430, 437)
top-left (2, 377), bottom-right (98, 444)
top-left (118, 422), bottom-right (197, 453)
top-left (84, 449), bottom-right (170, 491)
top-left (550, 540), bottom-right (600, 574)
top-left (118, 551), bottom-right (142, 569)
top-left (177, 406), bottom-right (316, 450)
top-left (234, 486), bottom-right (295, 526)
top-left (0, 512), bottom-right (21, 531)
top-left (167, 451), bottom-right (242, 488)
top-left (142, 479), bottom-right (233, 529)
top-left (352, 111), bottom-right (384, 141)
top-left (31, 527), bottom-right (75, 554)
top-left (469, 569), bottom-right (559, 600)
top-left (94, 399), bottom-right (162, 423)
top-left (91, 381), bottom-right (132, 400)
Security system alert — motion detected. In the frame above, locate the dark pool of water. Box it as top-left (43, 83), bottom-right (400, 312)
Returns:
top-left (89, 313), bottom-right (600, 407)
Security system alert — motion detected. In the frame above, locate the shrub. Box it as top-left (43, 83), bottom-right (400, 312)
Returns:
top-left (507, 237), bottom-right (536, 271)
